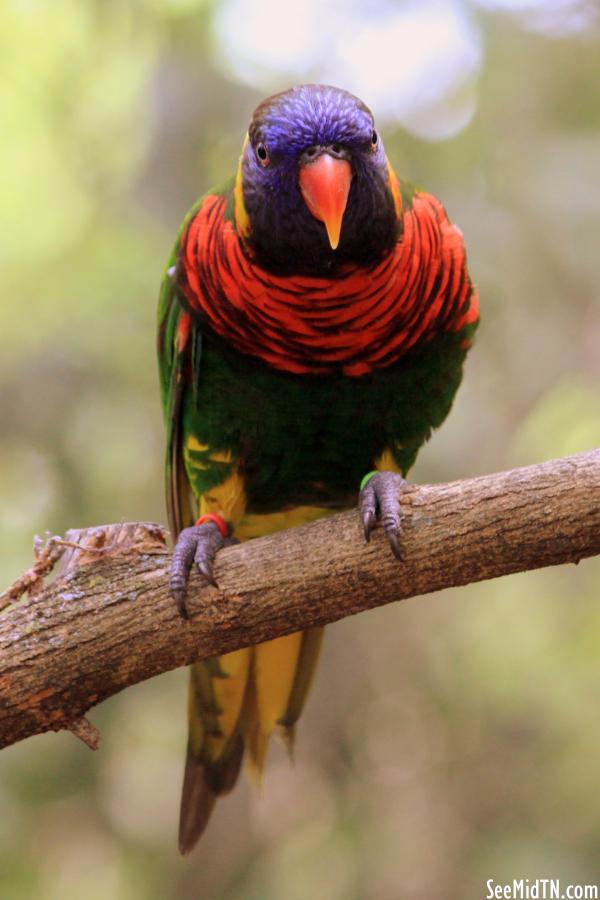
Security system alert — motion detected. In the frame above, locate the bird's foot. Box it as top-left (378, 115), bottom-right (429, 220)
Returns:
top-left (170, 514), bottom-right (238, 620)
top-left (359, 470), bottom-right (409, 560)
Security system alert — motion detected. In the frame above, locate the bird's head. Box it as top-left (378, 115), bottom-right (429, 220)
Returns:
top-left (235, 84), bottom-right (401, 275)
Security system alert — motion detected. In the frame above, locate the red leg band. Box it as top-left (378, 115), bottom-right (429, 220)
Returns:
top-left (195, 513), bottom-right (229, 538)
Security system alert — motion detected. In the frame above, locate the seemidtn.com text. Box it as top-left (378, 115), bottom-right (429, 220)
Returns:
top-left (486, 880), bottom-right (598, 900)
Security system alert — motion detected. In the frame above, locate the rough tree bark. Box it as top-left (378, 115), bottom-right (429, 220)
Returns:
top-left (0, 449), bottom-right (598, 752)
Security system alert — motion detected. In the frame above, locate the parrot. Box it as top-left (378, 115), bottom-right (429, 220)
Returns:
top-left (157, 83), bottom-right (479, 853)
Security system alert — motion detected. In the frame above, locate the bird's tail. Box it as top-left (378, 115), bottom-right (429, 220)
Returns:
top-left (178, 628), bottom-right (323, 853)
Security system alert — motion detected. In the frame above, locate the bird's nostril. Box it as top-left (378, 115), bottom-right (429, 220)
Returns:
top-left (331, 144), bottom-right (341, 156)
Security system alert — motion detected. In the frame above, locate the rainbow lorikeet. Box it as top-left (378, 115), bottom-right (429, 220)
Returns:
top-left (158, 84), bottom-right (479, 853)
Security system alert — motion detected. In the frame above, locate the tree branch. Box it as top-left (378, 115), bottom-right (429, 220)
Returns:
top-left (1, 449), bottom-right (599, 751)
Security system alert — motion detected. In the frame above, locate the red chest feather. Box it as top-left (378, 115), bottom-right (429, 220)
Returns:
top-left (178, 193), bottom-right (479, 376)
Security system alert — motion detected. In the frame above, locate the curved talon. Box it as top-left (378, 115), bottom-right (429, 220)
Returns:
top-left (196, 560), bottom-right (217, 588)
top-left (358, 470), bottom-right (408, 560)
top-left (362, 507), bottom-right (376, 543)
top-left (173, 589), bottom-right (189, 621)
top-left (170, 522), bottom-right (233, 619)
top-left (386, 529), bottom-right (403, 561)
top-left (360, 483), bottom-right (377, 542)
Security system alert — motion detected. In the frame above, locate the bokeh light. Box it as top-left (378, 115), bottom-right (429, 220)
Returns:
top-left (214, 0), bottom-right (482, 138)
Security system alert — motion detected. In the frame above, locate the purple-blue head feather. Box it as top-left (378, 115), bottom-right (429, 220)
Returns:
top-left (240, 84), bottom-right (400, 275)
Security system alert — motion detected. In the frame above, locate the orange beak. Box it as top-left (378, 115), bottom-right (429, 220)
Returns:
top-left (298, 154), bottom-right (352, 250)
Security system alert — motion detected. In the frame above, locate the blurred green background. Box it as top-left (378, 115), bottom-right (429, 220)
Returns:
top-left (1, 1), bottom-right (599, 897)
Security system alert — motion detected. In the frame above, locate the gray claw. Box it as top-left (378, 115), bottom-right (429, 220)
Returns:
top-left (386, 530), bottom-right (403, 561)
top-left (358, 471), bottom-right (408, 560)
top-left (196, 559), bottom-right (218, 587)
top-left (362, 508), bottom-right (376, 542)
top-left (172, 589), bottom-right (189, 621)
top-left (360, 484), bottom-right (377, 541)
top-left (170, 522), bottom-right (231, 618)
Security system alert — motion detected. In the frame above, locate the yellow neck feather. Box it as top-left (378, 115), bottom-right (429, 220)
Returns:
top-left (234, 134), bottom-right (251, 239)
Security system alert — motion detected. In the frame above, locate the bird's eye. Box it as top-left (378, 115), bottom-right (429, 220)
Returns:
top-left (371, 130), bottom-right (378, 149)
top-left (256, 143), bottom-right (270, 166)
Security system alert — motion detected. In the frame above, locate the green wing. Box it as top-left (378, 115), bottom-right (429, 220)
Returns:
top-left (157, 202), bottom-right (203, 536)
top-left (158, 181), bottom-right (236, 532)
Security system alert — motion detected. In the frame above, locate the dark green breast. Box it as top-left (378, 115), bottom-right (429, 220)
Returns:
top-left (181, 325), bottom-right (475, 515)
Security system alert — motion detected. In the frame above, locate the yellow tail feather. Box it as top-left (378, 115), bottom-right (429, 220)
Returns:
top-left (244, 632), bottom-right (304, 781)
top-left (203, 647), bottom-right (252, 762)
